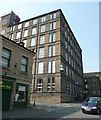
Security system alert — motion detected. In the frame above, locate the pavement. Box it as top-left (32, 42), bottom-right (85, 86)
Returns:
top-left (2, 105), bottom-right (48, 119)
top-left (2, 102), bottom-right (82, 119)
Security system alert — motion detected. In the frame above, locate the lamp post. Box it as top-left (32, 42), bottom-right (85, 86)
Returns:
top-left (60, 64), bottom-right (64, 72)
top-left (33, 89), bottom-right (36, 106)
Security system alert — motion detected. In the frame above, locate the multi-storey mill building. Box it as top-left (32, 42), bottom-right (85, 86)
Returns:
top-left (1, 9), bottom-right (84, 103)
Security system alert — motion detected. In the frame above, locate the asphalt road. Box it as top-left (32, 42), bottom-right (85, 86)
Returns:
top-left (22, 103), bottom-right (101, 120)
top-left (2, 103), bottom-right (101, 120)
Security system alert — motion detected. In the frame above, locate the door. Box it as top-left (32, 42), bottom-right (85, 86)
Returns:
top-left (2, 89), bottom-right (12, 111)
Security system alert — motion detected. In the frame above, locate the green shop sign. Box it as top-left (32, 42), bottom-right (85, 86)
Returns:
top-left (0, 81), bottom-right (13, 90)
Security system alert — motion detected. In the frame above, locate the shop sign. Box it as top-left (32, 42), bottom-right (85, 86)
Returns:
top-left (0, 81), bottom-right (12, 90)
top-left (18, 86), bottom-right (25, 92)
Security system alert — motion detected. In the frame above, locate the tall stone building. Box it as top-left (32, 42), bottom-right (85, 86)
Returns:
top-left (84, 72), bottom-right (101, 99)
top-left (0, 9), bottom-right (84, 103)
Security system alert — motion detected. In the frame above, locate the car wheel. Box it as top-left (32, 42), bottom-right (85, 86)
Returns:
top-left (97, 109), bottom-right (100, 115)
top-left (82, 109), bottom-right (85, 113)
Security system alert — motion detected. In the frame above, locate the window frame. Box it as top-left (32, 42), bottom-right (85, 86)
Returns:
top-left (2, 47), bottom-right (11, 68)
top-left (49, 33), bottom-right (55, 43)
top-left (48, 60), bottom-right (56, 73)
top-left (48, 45), bottom-right (55, 57)
top-left (37, 78), bottom-right (43, 92)
top-left (41, 16), bottom-right (46, 23)
top-left (47, 77), bottom-right (55, 92)
top-left (16, 31), bottom-right (21, 39)
top-left (40, 35), bottom-right (45, 44)
top-left (21, 56), bottom-right (28, 74)
top-left (24, 29), bottom-right (28, 38)
top-left (40, 24), bottom-right (45, 33)
top-left (49, 22), bottom-right (56, 31)
top-left (30, 37), bottom-right (36, 47)
top-left (32, 27), bottom-right (37, 35)
top-left (39, 47), bottom-right (44, 58)
top-left (38, 62), bottom-right (44, 74)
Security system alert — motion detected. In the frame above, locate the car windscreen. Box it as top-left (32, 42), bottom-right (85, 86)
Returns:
top-left (86, 98), bottom-right (98, 104)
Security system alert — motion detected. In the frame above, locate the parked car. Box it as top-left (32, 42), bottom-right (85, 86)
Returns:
top-left (81, 97), bottom-right (101, 114)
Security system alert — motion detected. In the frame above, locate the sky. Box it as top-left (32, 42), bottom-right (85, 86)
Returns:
top-left (0, 1), bottom-right (100, 73)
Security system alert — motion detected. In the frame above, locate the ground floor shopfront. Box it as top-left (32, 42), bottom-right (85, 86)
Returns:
top-left (1, 75), bottom-right (30, 111)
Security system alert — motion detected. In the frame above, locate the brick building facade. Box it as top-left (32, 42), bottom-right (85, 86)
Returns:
top-left (0, 9), bottom-right (84, 103)
top-left (1, 35), bottom-right (34, 110)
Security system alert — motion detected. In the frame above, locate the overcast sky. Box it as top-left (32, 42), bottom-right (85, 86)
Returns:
top-left (0, 1), bottom-right (100, 73)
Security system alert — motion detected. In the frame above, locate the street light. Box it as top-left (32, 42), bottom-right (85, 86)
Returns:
top-left (60, 64), bottom-right (64, 72)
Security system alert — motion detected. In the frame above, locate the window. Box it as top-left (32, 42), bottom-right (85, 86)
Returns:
top-left (24, 21), bottom-right (29, 27)
top-left (23, 39), bottom-right (27, 47)
top-left (65, 41), bottom-right (67, 49)
top-left (48, 61), bottom-right (51, 73)
top-left (48, 61), bottom-right (55, 73)
top-left (52, 61), bottom-right (55, 73)
top-left (39, 47), bottom-right (44, 58)
top-left (65, 31), bottom-right (68, 38)
top-left (18, 24), bottom-right (22, 29)
top-left (9, 33), bottom-right (13, 40)
top-left (2, 19), bottom-right (7, 26)
top-left (32, 27), bottom-right (37, 35)
top-left (2, 48), bottom-right (11, 67)
top-left (41, 16), bottom-right (46, 22)
top-left (30, 37), bottom-right (36, 46)
top-left (33, 19), bottom-right (37, 25)
top-left (40, 25), bottom-right (45, 33)
top-left (48, 45), bottom-right (55, 57)
top-left (47, 77), bottom-right (55, 92)
top-left (50, 13), bottom-right (56, 19)
top-left (49, 33), bottom-right (55, 43)
top-left (40, 35), bottom-right (45, 44)
top-left (47, 78), bottom-right (51, 92)
top-left (16, 31), bottom-right (21, 39)
top-left (1, 30), bottom-right (5, 35)
top-left (38, 62), bottom-right (44, 74)
top-left (66, 66), bottom-right (68, 76)
top-left (66, 81), bottom-right (69, 94)
top-left (10, 26), bottom-right (15, 32)
top-left (21, 56), bottom-right (28, 73)
top-left (13, 26), bottom-right (15, 31)
top-left (24, 29), bottom-right (28, 37)
top-left (37, 79), bottom-right (43, 92)
top-left (68, 36), bottom-right (70, 42)
top-left (66, 53), bottom-right (68, 62)
top-left (70, 82), bottom-right (72, 94)
top-left (51, 77), bottom-right (55, 92)
top-left (49, 22), bottom-right (56, 30)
